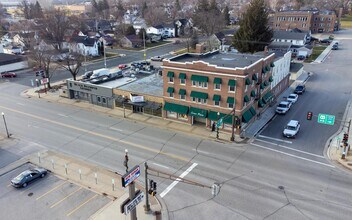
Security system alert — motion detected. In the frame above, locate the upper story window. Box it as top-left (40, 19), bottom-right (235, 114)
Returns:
top-left (191, 74), bottom-right (208, 89)
top-left (228, 79), bottom-right (236, 93)
top-left (214, 77), bottom-right (222, 90)
top-left (179, 73), bottom-right (186, 85)
top-left (167, 71), bottom-right (174, 83)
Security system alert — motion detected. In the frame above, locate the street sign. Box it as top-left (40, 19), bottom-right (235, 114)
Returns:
top-left (121, 165), bottom-right (141, 187)
top-left (120, 190), bottom-right (144, 215)
top-left (41, 78), bottom-right (49, 85)
top-left (216, 118), bottom-right (223, 128)
top-left (317, 113), bottom-right (335, 125)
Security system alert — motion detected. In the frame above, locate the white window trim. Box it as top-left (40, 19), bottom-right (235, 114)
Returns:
top-left (228, 86), bottom-right (236, 93)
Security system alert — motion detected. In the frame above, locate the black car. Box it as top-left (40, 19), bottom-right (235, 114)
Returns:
top-left (332, 44), bottom-right (338, 50)
top-left (320, 39), bottom-right (332, 44)
top-left (11, 168), bottom-right (47, 188)
top-left (82, 71), bottom-right (93, 79)
top-left (294, 85), bottom-right (306, 94)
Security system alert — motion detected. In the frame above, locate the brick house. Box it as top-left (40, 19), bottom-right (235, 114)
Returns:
top-left (273, 10), bottom-right (336, 33)
top-left (162, 51), bottom-right (275, 134)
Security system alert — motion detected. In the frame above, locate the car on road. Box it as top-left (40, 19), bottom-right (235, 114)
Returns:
top-left (320, 39), bottom-right (332, 44)
top-left (82, 71), bottom-right (93, 79)
top-left (151, 56), bottom-right (164, 61)
top-left (276, 101), bottom-right (292, 115)
top-left (286, 94), bottom-right (298, 104)
top-left (283, 120), bottom-right (300, 138)
top-left (118, 64), bottom-right (128, 69)
top-left (294, 84), bottom-right (306, 94)
top-left (11, 168), bottom-right (47, 188)
top-left (332, 44), bottom-right (338, 50)
top-left (1, 72), bottom-right (17, 78)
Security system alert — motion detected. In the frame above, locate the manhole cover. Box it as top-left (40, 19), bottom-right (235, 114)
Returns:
top-left (28, 192), bottom-right (33, 197)
top-left (278, 186), bottom-right (284, 190)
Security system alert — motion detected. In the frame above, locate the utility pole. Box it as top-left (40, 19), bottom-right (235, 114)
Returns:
top-left (143, 31), bottom-right (146, 61)
top-left (144, 162), bottom-right (150, 212)
top-left (216, 112), bottom-right (220, 139)
top-left (124, 149), bottom-right (137, 220)
top-left (1, 112), bottom-right (10, 138)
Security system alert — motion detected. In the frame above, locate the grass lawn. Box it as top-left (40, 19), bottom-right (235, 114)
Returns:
top-left (340, 15), bottom-right (352, 29)
top-left (174, 48), bottom-right (196, 55)
top-left (305, 46), bottom-right (327, 63)
top-left (145, 41), bottom-right (172, 48)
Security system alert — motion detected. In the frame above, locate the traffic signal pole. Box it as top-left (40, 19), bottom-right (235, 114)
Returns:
top-left (144, 162), bottom-right (150, 212)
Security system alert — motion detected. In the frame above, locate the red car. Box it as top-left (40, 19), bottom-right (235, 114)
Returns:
top-left (1, 72), bottom-right (17, 78)
top-left (118, 64), bottom-right (128, 69)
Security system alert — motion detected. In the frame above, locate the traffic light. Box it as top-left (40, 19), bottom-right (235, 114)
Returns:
top-left (343, 133), bottom-right (349, 142)
top-left (149, 180), bottom-right (157, 196)
top-left (307, 111), bottom-right (313, 120)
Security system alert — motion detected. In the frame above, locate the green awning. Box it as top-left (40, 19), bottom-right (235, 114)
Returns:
top-left (213, 94), bottom-right (221, 101)
top-left (208, 111), bottom-right (233, 124)
top-left (264, 81), bottom-right (269, 86)
top-left (179, 89), bottom-right (186, 95)
top-left (164, 102), bottom-right (189, 114)
top-left (250, 90), bottom-right (256, 97)
top-left (214, 78), bottom-right (222, 84)
top-left (167, 71), bottom-right (174, 77)
top-left (179, 73), bottom-right (186, 79)
top-left (228, 79), bottom-right (236, 86)
top-left (190, 107), bottom-right (207, 118)
top-left (269, 76), bottom-right (273, 82)
top-left (191, 75), bottom-right (208, 82)
top-left (260, 83), bottom-right (265, 89)
top-left (245, 78), bottom-right (251, 85)
top-left (242, 109), bottom-right (254, 123)
top-left (252, 74), bottom-right (258, 81)
top-left (263, 92), bottom-right (273, 103)
top-left (243, 95), bottom-right (250, 102)
top-left (227, 97), bottom-right (235, 104)
top-left (262, 68), bottom-right (267, 74)
top-left (190, 91), bottom-right (208, 99)
top-left (270, 62), bottom-right (275, 67)
top-left (167, 87), bottom-right (174, 93)
top-left (258, 99), bottom-right (265, 107)
top-left (261, 98), bottom-right (267, 104)
top-left (249, 106), bottom-right (256, 116)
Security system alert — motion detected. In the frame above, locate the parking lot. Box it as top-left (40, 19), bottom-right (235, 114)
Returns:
top-left (0, 163), bottom-right (111, 220)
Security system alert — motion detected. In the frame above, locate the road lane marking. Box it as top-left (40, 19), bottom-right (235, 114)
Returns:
top-left (66, 194), bottom-right (98, 217)
top-left (36, 181), bottom-right (67, 200)
top-left (255, 138), bottom-right (325, 158)
top-left (57, 113), bottom-right (68, 117)
top-left (16, 103), bottom-right (25, 106)
top-left (7, 184), bottom-right (11, 187)
top-left (250, 143), bottom-right (334, 168)
top-left (152, 163), bottom-right (169, 169)
top-left (160, 163), bottom-right (198, 198)
top-left (109, 127), bottom-right (123, 132)
top-left (50, 187), bottom-right (82, 208)
top-left (257, 135), bottom-right (292, 144)
top-left (192, 148), bottom-right (210, 155)
top-left (0, 105), bottom-right (188, 162)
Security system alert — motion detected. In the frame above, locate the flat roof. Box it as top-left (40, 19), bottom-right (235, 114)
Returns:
top-left (118, 74), bottom-right (164, 97)
top-left (169, 51), bottom-right (268, 69)
top-left (92, 76), bottom-right (137, 88)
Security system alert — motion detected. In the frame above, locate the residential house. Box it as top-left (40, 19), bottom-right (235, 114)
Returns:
top-left (86, 19), bottom-right (112, 32)
top-left (162, 23), bottom-right (175, 38)
top-left (69, 36), bottom-right (101, 56)
top-left (268, 42), bottom-right (292, 57)
top-left (120, 35), bottom-right (143, 48)
top-left (0, 53), bottom-right (28, 73)
top-left (3, 45), bottom-right (22, 55)
top-left (270, 51), bottom-right (292, 98)
top-left (162, 50), bottom-right (275, 135)
top-left (174, 18), bottom-right (193, 37)
top-left (273, 30), bottom-right (307, 46)
top-left (132, 18), bottom-right (147, 34)
top-left (146, 25), bottom-right (164, 36)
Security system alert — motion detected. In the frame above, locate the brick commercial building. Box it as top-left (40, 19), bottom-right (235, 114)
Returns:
top-left (162, 51), bottom-right (275, 135)
top-left (273, 10), bottom-right (336, 33)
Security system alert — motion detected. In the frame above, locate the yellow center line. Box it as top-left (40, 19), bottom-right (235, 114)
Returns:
top-left (36, 181), bottom-right (67, 200)
top-left (0, 105), bottom-right (188, 162)
top-left (66, 194), bottom-right (98, 217)
top-left (50, 187), bottom-right (82, 208)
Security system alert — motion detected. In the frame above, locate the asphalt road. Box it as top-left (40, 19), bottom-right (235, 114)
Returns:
top-left (1, 30), bottom-right (352, 219)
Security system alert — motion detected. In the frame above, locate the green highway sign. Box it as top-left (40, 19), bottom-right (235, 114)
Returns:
top-left (317, 113), bottom-right (335, 125)
top-left (216, 118), bottom-right (223, 128)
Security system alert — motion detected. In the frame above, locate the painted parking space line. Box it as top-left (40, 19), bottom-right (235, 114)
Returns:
top-left (109, 127), bottom-right (123, 132)
top-left (257, 135), bottom-right (293, 144)
top-left (50, 187), bottom-right (82, 208)
top-left (152, 163), bottom-right (169, 169)
top-left (255, 138), bottom-right (325, 158)
top-left (66, 194), bottom-right (98, 217)
top-left (160, 163), bottom-right (198, 198)
top-left (192, 149), bottom-right (210, 155)
top-left (250, 143), bottom-right (334, 168)
top-left (36, 181), bottom-right (67, 200)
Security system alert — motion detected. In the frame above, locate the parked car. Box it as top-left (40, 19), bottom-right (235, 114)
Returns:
top-left (276, 101), bottom-right (292, 115)
top-left (1, 72), bottom-right (17, 78)
top-left (297, 55), bottom-right (305, 61)
top-left (11, 168), bottom-right (47, 188)
top-left (118, 64), bottom-right (128, 69)
top-left (332, 44), bottom-right (338, 50)
top-left (140, 60), bottom-right (150, 65)
top-left (287, 94), bottom-right (299, 104)
top-left (82, 71), bottom-right (93, 79)
top-left (294, 84), bottom-right (306, 94)
top-left (151, 56), bottom-right (164, 61)
top-left (320, 39), bottom-right (332, 44)
top-left (283, 120), bottom-right (300, 138)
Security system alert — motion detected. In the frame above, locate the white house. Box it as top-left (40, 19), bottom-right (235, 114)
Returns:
top-left (69, 36), bottom-right (101, 56)
top-left (162, 23), bottom-right (175, 38)
top-left (273, 30), bottom-right (307, 46)
top-left (270, 51), bottom-right (292, 98)
top-left (146, 25), bottom-right (164, 36)
top-left (146, 24), bottom-right (175, 38)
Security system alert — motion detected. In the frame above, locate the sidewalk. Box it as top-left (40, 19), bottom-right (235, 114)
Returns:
top-left (0, 149), bottom-right (161, 220)
top-left (244, 71), bottom-right (311, 138)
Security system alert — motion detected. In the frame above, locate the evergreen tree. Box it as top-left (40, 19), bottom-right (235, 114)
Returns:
top-left (175, 0), bottom-right (181, 11)
top-left (138, 28), bottom-right (146, 40)
top-left (141, 2), bottom-right (147, 18)
top-left (33, 1), bottom-right (44, 18)
top-left (126, 25), bottom-right (136, 35)
top-left (232, 0), bottom-right (272, 53)
top-left (117, 0), bottom-right (124, 11)
top-left (190, 30), bottom-right (199, 49)
top-left (223, 5), bottom-right (230, 25)
top-left (21, 0), bottom-right (31, 19)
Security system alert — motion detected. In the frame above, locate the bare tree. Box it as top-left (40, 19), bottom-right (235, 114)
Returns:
top-left (60, 52), bottom-right (84, 81)
top-left (144, 7), bottom-right (169, 26)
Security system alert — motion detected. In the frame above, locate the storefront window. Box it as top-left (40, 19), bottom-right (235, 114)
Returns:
top-left (97, 97), bottom-right (101, 103)
top-left (178, 114), bottom-right (188, 120)
top-left (167, 111), bottom-right (177, 118)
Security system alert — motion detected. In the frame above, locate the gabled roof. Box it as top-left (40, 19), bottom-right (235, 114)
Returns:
top-left (153, 25), bottom-right (164, 29)
top-left (71, 36), bottom-right (98, 47)
top-left (214, 32), bottom-right (225, 41)
top-left (273, 30), bottom-right (307, 40)
top-left (125, 35), bottom-right (143, 44)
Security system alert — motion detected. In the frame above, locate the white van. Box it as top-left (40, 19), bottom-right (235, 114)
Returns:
top-left (283, 120), bottom-right (300, 138)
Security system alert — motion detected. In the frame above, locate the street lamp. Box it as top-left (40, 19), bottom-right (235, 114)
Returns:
top-left (216, 112), bottom-right (220, 139)
top-left (2, 112), bottom-right (10, 138)
top-left (122, 95), bottom-right (126, 118)
top-left (35, 79), bottom-right (40, 98)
